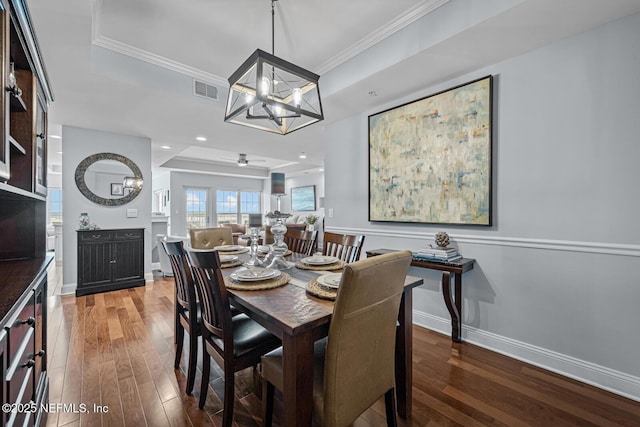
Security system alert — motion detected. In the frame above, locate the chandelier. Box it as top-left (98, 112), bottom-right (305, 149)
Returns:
top-left (224, 0), bottom-right (324, 135)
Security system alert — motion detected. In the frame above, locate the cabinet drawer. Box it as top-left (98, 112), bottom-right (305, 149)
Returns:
top-left (79, 231), bottom-right (113, 242)
top-left (6, 325), bottom-right (35, 405)
top-left (7, 291), bottom-right (36, 357)
top-left (114, 229), bottom-right (143, 240)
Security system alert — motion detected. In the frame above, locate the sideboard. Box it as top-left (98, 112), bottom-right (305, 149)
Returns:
top-left (76, 228), bottom-right (145, 296)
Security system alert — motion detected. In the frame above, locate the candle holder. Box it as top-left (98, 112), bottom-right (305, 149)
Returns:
top-left (243, 227), bottom-right (263, 267)
top-left (264, 211), bottom-right (292, 270)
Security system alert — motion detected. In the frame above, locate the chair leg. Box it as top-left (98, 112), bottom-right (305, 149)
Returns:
top-left (384, 388), bottom-right (398, 427)
top-left (185, 331), bottom-right (198, 394)
top-left (174, 322), bottom-right (184, 369)
top-left (199, 349), bottom-right (210, 409)
top-left (222, 366), bottom-right (236, 427)
top-left (262, 379), bottom-right (275, 427)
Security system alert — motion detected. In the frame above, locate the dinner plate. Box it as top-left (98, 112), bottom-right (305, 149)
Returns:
top-left (231, 268), bottom-right (281, 282)
top-left (219, 254), bottom-right (238, 263)
top-left (214, 245), bottom-right (244, 252)
top-left (316, 273), bottom-right (342, 289)
top-left (301, 256), bottom-right (340, 266)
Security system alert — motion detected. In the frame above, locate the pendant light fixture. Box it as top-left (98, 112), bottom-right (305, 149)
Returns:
top-left (224, 0), bottom-right (324, 135)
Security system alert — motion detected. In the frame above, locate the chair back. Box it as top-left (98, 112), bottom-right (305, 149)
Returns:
top-left (189, 227), bottom-right (233, 249)
top-left (186, 249), bottom-right (234, 353)
top-left (322, 232), bottom-right (366, 263)
top-left (283, 229), bottom-right (317, 256)
top-left (323, 250), bottom-right (412, 427)
top-left (161, 240), bottom-right (197, 313)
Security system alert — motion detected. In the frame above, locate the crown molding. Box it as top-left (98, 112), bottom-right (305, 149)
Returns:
top-left (90, 0), bottom-right (448, 84)
top-left (92, 35), bottom-right (229, 88)
top-left (316, 0), bottom-right (450, 75)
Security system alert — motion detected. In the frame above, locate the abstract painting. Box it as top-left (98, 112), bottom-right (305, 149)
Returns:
top-left (369, 76), bottom-right (492, 225)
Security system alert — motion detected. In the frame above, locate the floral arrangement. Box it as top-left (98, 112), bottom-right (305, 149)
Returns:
top-left (306, 214), bottom-right (319, 225)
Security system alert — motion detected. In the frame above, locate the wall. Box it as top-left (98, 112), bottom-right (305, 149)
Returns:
top-left (169, 171), bottom-right (264, 236)
top-left (61, 126), bottom-right (153, 292)
top-left (324, 12), bottom-right (640, 400)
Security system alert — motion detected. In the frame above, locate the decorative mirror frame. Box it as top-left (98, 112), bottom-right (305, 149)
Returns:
top-left (75, 152), bottom-right (143, 206)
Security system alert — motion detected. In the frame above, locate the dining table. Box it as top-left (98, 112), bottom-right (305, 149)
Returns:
top-left (220, 250), bottom-right (424, 427)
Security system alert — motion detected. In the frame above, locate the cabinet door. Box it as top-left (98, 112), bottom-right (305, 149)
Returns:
top-left (33, 92), bottom-right (46, 196)
top-left (0, 3), bottom-right (8, 181)
top-left (78, 242), bottom-right (113, 288)
top-left (112, 240), bottom-right (144, 284)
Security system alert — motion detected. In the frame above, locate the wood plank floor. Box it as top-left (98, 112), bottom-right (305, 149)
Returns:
top-left (45, 266), bottom-right (640, 426)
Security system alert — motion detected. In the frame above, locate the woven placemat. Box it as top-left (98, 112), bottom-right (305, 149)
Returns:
top-left (219, 248), bottom-right (250, 255)
top-left (220, 260), bottom-right (244, 269)
top-left (306, 278), bottom-right (337, 300)
top-left (295, 260), bottom-right (346, 271)
top-left (224, 272), bottom-right (290, 291)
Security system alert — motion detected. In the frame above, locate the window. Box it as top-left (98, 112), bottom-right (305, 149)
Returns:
top-left (48, 188), bottom-right (62, 224)
top-left (216, 190), bottom-right (261, 225)
top-left (185, 188), bottom-right (208, 230)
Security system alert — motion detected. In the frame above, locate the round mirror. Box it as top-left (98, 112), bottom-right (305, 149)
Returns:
top-left (75, 153), bottom-right (143, 206)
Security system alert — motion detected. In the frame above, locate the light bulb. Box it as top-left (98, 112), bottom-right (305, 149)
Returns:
top-left (292, 88), bottom-right (302, 107)
top-left (274, 104), bottom-right (282, 116)
top-left (245, 93), bottom-right (254, 104)
top-left (260, 77), bottom-right (270, 96)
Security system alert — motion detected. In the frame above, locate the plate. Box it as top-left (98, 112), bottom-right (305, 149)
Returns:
top-left (219, 255), bottom-right (238, 263)
top-left (231, 268), bottom-right (281, 282)
top-left (301, 256), bottom-right (340, 266)
top-left (316, 273), bottom-right (342, 289)
top-left (214, 245), bottom-right (244, 252)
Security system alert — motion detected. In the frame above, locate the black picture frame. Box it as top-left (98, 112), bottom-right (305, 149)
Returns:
top-left (111, 182), bottom-right (124, 196)
top-left (368, 75), bottom-right (493, 225)
top-left (291, 185), bottom-right (316, 211)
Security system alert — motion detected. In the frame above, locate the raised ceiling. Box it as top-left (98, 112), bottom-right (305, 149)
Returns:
top-left (30, 0), bottom-right (640, 178)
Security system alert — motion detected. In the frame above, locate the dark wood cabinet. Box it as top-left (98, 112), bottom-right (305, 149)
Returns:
top-left (76, 228), bottom-right (145, 296)
top-left (0, 1), bottom-right (53, 425)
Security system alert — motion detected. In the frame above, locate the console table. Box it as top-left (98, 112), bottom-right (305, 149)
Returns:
top-left (366, 248), bottom-right (475, 342)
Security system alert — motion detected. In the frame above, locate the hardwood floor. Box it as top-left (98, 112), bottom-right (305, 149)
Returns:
top-left (45, 267), bottom-right (640, 426)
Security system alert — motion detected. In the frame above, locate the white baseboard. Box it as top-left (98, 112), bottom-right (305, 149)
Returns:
top-left (60, 282), bottom-right (76, 295)
top-left (413, 310), bottom-right (640, 402)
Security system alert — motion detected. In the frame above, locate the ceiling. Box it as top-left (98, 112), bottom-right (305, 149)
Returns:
top-left (29, 0), bottom-right (640, 179)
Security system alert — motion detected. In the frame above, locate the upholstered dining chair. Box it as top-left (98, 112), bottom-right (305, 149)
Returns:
top-left (322, 231), bottom-right (366, 263)
top-left (261, 250), bottom-right (412, 427)
top-left (161, 239), bottom-right (200, 395)
top-left (186, 248), bottom-right (281, 427)
top-left (283, 229), bottom-right (318, 256)
top-left (189, 227), bottom-right (234, 249)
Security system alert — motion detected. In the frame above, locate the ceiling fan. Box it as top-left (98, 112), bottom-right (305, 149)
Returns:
top-left (222, 153), bottom-right (267, 167)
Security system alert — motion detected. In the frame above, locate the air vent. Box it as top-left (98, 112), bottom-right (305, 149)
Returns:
top-left (193, 80), bottom-right (218, 101)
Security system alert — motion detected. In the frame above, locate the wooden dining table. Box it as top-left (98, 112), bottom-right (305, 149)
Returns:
top-left (222, 251), bottom-right (424, 427)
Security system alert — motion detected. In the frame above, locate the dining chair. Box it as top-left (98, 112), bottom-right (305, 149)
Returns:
top-left (186, 248), bottom-right (281, 427)
top-left (283, 229), bottom-right (318, 256)
top-left (322, 231), bottom-right (366, 263)
top-left (161, 239), bottom-right (200, 395)
top-left (189, 227), bottom-right (234, 249)
top-left (261, 250), bottom-right (412, 427)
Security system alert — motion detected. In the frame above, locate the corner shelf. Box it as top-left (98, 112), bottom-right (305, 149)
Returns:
top-left (9, 91), bottom-right (26, 112)
top-left (8, 135), bottom-right (25, 155)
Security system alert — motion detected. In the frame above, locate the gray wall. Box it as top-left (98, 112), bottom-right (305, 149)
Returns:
top-left (324, 12), bottom-right (640, 400)
top-left (61, 126), bottom-right (153, 291)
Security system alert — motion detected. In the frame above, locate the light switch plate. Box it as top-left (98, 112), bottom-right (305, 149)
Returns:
top-left (328, 208), bottom-right (334, 218)
top-left (126, 208), bottom-right (138, 218)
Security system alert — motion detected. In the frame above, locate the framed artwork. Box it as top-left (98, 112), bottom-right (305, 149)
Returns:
top-left (368, 75), bottom-right (493, 225)
top-left (110, 182), bottom-right (124, 196)
top-left (291, 185), bottom-right (316, 211)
